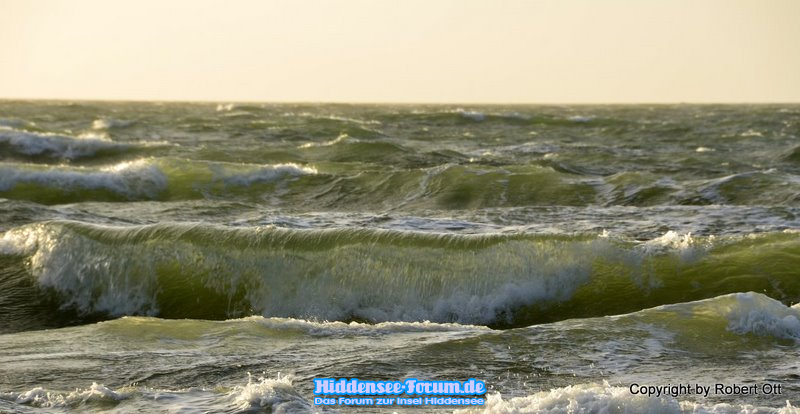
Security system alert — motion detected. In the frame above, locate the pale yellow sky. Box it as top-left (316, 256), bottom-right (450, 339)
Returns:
top-left (1, 0), bottom-right (798, 103)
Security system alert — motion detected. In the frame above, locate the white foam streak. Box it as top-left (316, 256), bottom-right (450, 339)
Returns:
top-left (298, 133), bottom-right (352, 148)
top-left (241, 316), bottom-right (488, 336)
top-left (216, 163), bottom-right (318, 186)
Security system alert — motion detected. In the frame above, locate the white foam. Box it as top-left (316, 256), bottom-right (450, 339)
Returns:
top-left (647, 231), bottom-right (693, 248)
top-left (568, 115), bottom-right (593, 123)
top-left (452, 109), bottom-right (486, 122)
top-left (0, 226), bottom-right (41, 256)
top-left (696, 146), bottom-right (715, 153)
top-left (214, 162), bottom-right (318, 186)
top-left (225, 374), bottom-right (313, 412)
top-left (240, 316), bottom-right (488, 336)
top-left (0, 126), bottom-right (128, 159)
top-left (639, 231), bottom-right (698, 257)
top-left (23, 222), bottom-right (162, 316)
top-left (91, 118), bottom-right (133, 130)
top-left (455, 383), bottom-right (798, 414)
top-left (297, 133), bottom-right (352, 148)
top-left (4, 383), bottom-right (127, 409)
top-left (281, 111), bottom-right (381, 126)
top-left (0, 159), bottom-right (168, 199)
top-left (238, 236), bottom-right (612, 326)
top-left (716, 292), bottom-right (800, 341)
top-left (740, 129), bottom-right (763, 137)
top-left (10, 221), bottom-right (612, 324)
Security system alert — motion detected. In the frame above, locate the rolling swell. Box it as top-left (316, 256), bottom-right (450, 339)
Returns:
top-left (0, 159), bottom-right (318, 204)
top-left (5, 158), bottom-right (797, 208)
top-left (0, 126), bottom-right (165, 162)
top-left (1, 221), bottom-right (798, 333)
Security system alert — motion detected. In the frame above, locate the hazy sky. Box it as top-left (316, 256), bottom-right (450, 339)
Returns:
top-left (1, 0), bottom-right (799, 103)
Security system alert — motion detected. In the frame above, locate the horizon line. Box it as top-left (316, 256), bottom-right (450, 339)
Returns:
top-left (1, 97), bottom-right (799, 106)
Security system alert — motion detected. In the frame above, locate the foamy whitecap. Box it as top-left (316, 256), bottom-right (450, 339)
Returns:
top-left (24, 222), bottom-right (161, 316)
top-left (0, 226), bottom-right (41, 256)
top-left (213, 163), bottom-right (318, 186)
top-left (241, 316), bottom-right (488, 336)
top-left (740, 129), bottom-right (763, 137)
top-left (449, 109), bottom-right (486, 122)
top-left (9, 221), bottom-right (609, 324)
top-left (0, 159), bottom-right (168, 199)
top-left (298, 133), bottom-right (352, 148)
top-left (455, 383), bottom-right (798, 414)
top-left (91, 118), bottom-right (134, 130)
top-left (0, 127), bottom-right (128, 159)
top-left (225, 374), bottom-right (313, 413)
top-left (715, 293), bottom-right (800, 341)
top-left (5, 383), bottom-right (128, 409)
top-left (638, 231), bottom-right (698, 256)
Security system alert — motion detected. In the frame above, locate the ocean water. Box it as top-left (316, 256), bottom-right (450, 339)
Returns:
top-left (0, 101), bottom-right (799, 413)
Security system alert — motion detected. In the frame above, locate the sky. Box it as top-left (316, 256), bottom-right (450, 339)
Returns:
top-left (1, 0), bottom-right (799, 103)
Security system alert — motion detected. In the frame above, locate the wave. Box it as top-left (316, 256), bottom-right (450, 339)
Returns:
top-left (384, 108), bottom-right (633, 128)
top-left (227, 374), bottom-right (313, 413)
top-left (0, 159), bottom-right (318, 204)
top-left (0, 375), bottom-right (313, 413)
top-left (0, 160), bottom-right (590, 206)
top-left (274, 111), bottom-right (385, 140)
top-left (599, 169), bottom-right (800, 207)
top-left (637, 292), bottom-right (800, 343)
top-left (0, 159), bottom-right (168, 202)
top-left (297, 132), bottom-right (352, 148)
top-left (0, 127), bottom-right (134, 161)
top-left (69, 291), bottom-right (800, 342)
top-left (1, 155), bottom-right (796, 209)
top-left (455, 383), bottom-right (798, 414)
top-left (94, 316), bottom-right (489, 340)
top-left (1, 222), bottom-right (798, 332)
top-left (0, 383), bottom-right (128, 410)
top-left (782, 144), bottom-right (800, 163)
top-left (0, 159), bottom-right (169, 203)
top-left (91, 118), bottom-right (135, 130)
top-left (3, 376), bottom-right (797, 414)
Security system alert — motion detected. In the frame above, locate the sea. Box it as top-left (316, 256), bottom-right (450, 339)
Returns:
top-left (0, 101), bottom-right (798, 413)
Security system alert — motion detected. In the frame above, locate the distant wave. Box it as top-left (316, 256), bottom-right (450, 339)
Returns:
top-left (1, 156), bottom-right (797, 208)
top-left (91, 118), bottom-right (135, 130)
top-left (0, 127), bottom-right (130, 160)
top-left (0, 126), bottom-right (170, 162)
top-left (0, 159), bottom-right (168, 202)
top-left (0, 159), bottom-right (318, 204)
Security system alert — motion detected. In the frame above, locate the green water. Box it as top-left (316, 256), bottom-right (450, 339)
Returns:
top-left (0, 102), bottom-right (798, 412)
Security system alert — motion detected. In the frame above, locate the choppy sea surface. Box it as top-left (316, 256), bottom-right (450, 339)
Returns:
top-left (0, 101), bottom-right (799, 413)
